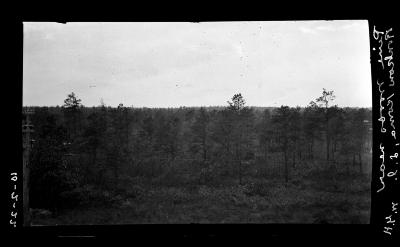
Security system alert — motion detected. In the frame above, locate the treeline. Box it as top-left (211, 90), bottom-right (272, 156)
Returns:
top-left (25, 89), bottom-right (371, 213)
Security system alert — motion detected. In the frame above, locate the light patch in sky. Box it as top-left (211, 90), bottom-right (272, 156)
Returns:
top-left (23, 21), bottom-right (372, 108)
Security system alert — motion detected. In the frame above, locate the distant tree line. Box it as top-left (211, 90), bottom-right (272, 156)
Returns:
top-left (25, 90), bottom-right (372, 212)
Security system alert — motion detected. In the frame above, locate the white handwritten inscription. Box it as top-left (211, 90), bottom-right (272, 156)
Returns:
top-left (10, 173), bottom-right (18, 228)
top-left (373, 25), bottom-right (399, 238)
top-left (383, 202), bottom-right (398, 236)
top-left (377, 143), bottom-right (386, 193)
top-left (385, 28), bottom-right (395, 86)
top-left (377, 80), bottom-right (386, 133)
top-left (387, 93), bottom-right (396, 139)
top-left (373, 26), bottom-right (385, 69)
top-left (374, 25), bottom-right (396, 138)
top-left (373, 26), bottom-right (398, 195)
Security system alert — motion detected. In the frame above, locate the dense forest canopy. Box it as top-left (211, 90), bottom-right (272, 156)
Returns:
top-left (23, 90), bottom-right (372, 223)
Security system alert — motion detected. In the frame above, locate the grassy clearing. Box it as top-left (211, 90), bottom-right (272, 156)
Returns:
top-left (31, 166), bottom-right (371, 225)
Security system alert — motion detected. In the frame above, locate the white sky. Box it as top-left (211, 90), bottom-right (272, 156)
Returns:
top-left (23, 21), bottom-right (372, 107)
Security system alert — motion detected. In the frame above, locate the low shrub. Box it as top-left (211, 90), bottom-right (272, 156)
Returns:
top-left (243, 181), bottom-right (271, 197)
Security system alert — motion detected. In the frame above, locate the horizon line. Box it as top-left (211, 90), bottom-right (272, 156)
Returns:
top-left (22, 105), bottom-right (373, 109)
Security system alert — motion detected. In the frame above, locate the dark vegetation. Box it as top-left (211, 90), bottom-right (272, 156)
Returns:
top-left (25, 89), bottom-right (372, 224)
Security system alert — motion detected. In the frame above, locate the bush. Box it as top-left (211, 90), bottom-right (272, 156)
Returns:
top-left (243, 181), bottom-right (270, 197)
top-left (124, 184), bottom-right (146, 199)
top-left (61, 184), bottom-right (120, 207)
top-left (198, 185), bottom-right (212, 197)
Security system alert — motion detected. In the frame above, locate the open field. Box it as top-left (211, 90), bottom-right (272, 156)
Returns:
top-left (32, 164), bottom-right (371, 225)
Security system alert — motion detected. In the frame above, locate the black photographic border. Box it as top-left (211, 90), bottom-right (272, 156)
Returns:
top-left (6, 3), bottom-right (399, 242)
